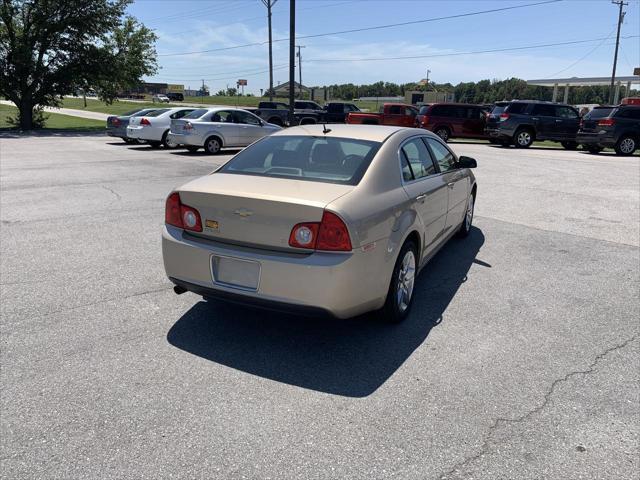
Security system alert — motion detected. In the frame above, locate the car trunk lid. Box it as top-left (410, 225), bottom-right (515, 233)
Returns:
top-left (177, 173), bottom-right (353, 251)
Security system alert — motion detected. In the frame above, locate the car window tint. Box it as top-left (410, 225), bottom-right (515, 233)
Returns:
top-left (586, 107), bottom-right (613, 119)
top-left (506, 103), bottom-right (529, 114)
top-left (234, 111), bottom-right (261, 125)
top-left (211, 111), bottom-right (234, 122)
top-left (532, 104), bottom-right (556, 116)
top-left (405, 107), bottom-right (417, 116)
top-left (123, 109), bottom-right (143, 116)
top-left (555, 106), bottom-right (578, 119)
top-left (389, 105), bottom-right (403, 115)
top-left (184, 109), bottom-right (209, 119)
top-left (400, 154), bottom-right (413, 181)
top-left (170, 109), bottom-right (194, 119)
top-left (132, 109), bottom-right (155, 117)
top-left (145, 109), bottom-right (170, 117)
top-left (219, 136), bottom-right (381, 185)
top-left (617, 108), bottom-right (640, 119)
top-left (418, 106), bottom-right (429, 115)
top-left (425, 138), bottom-right (457, 173)
top-left (401, 138), bottom-right (435, 180)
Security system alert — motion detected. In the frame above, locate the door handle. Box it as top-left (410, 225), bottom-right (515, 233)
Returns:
top-left (532, 117), bottom-right (539, 121)
top-left (447, 182), bottom-right (455, 189)
top-left (555, 119), bottom-right (563, 122)
top-left (415, 194), bottom-right (427, 202)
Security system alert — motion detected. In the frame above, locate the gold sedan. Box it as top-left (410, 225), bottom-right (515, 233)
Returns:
top-left (162, 124), bottom-right (477, 322)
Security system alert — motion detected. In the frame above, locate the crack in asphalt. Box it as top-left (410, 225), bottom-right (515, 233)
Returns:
top-left (102, 185), bottom-right (122, 201)
top-left (438, 334), bottom-right (639, 480)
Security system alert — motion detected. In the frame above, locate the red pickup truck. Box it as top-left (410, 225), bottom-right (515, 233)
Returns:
top-left (346, 103), bottom-right (418, 127)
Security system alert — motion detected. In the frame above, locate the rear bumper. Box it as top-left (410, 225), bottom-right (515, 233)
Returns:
top-left (166, 132), bottom-right (203, 147)
top-left (162, 225), bottom-right (391, 319)
top-left (576, 131), bottom-right (617, 147)
top-left (106, 126), bottom-right (127, 138)
top-left (126, 126), bottom-right (160, 141)
top-left (485, 127), bottom-right (512, 139)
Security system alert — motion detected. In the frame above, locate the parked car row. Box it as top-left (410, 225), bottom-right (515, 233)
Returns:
top-left (249, 100), bottom-right (361, 126)
top-left (106, 106), bottom-right (281, 152)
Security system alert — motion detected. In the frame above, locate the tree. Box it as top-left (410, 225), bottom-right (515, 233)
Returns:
top-left (0, 0), bottom-right (157, 129)
top-left (198, 84), bottom-right (210, 97)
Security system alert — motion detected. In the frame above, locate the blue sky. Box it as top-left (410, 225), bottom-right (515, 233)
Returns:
top-left (128, 0), bottom-right (640, 94)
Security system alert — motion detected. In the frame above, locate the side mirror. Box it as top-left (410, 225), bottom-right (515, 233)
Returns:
top-left (458, 156), bottom-right (477, 169)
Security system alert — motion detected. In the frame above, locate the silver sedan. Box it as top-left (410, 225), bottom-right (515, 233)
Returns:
top-left (167, 107), bottom-right (281, 154)
top-left (162, 125), bottom-right (477, 322)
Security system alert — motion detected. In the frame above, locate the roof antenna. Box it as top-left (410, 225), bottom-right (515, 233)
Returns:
top-left (322, 122), bottom-right (331, 134)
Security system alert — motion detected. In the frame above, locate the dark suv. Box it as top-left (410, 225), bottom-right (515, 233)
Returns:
top-left (485, 100), bottom-right (580, 149)
top-left (577, 105), bottom-right (639, 155)
top-left (416, 103), bottom-right (490, 142)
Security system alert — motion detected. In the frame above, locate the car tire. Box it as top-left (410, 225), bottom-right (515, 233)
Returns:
top-left (584, 145), bottom-right (603, 154)
top-left (561, 141), bottom-right (578, 150)
top-left (268, 117), bottom-right (283, 126)
top-left (514, 128), bottom-right (534, 148)
top-left (204, 136), bottom-right (222, 155)
top-left (489, 139), bottom-right (500, 145)
top-left (186, 146), bottom-right (199, 153)
top-left (434, 127), bottom-right (450, 142)
top-left (148, 141), bottom-right (161, 149)
top-left (380, 240), bottom-right (418, 324)
top-left (457, 191), bottom-right (475, 238)
top-left (500, 139), bottom-right (511, 147)
top-left (162, 130), bottom-right (178, 149)
top-left (614, 135), bottom-right (637, 156)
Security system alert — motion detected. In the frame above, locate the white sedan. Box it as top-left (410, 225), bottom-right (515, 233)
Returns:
top-left (152, 94), bottom-right (170, 103)
top-left (126, 107), bottom-right (196, 148)
top-left (167, 108), bottom-right (281, 154)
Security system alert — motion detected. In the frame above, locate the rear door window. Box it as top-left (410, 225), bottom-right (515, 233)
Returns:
top-left (234, 111), bottom-right (261, 125)
top-left (388, 105), bottom-right (403, 115)
top-left (184, 109), bottom-right (209, 119)
top-left (532, 104), bottom-right (556, 116)
top-left (170, 109), bottom-right (194, 119)
top-left (555, 106), bottom-right (578, 119)
top-left (211, 111), bottom-right (235, 123)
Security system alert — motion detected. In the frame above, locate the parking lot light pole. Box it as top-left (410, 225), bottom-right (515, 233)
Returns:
top-left (288, 0), bottom-right (295, 125)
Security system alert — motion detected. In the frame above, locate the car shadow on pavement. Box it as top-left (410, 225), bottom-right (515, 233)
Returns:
top-left (169, 149), bottom-right (243, 157)
top-left (167, 227), bottom-right (485, 397)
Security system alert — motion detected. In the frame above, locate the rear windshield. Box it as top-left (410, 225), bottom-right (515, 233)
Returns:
top-left (145, 109), bottom-right (170, 117)
top-left (183, 109), bottom-right (209, 119)
top-left (132, 109), bottom-right (155, 117)
top-left (490, 103), bottom-right (508, 115)
top-left (418, 106), bottom-right (429, 115)
top-left (123, 108), bottom-right (143, 116)
top-left (218, 136), bottom-right (381, 185)
top-left (505, 103), bottom-right (529, 114)
top-left (585, 107), bottom-right (613, 119)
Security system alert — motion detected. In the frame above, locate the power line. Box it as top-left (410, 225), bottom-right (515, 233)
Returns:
top-left (157, 0), bottom-right (562, 56)
top-left (548, 26), bottom-right (617, 77)
top-left (145, 2), bottom-right (244, 24)
top-left (304, 35), bottom-right (640, 63)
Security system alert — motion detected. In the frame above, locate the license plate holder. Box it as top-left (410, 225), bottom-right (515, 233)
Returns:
top-left (211, 255), bottom-right (261, 291)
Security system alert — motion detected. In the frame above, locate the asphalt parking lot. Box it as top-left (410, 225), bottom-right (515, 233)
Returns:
top-left (1, 133), bottom-right (638, 479)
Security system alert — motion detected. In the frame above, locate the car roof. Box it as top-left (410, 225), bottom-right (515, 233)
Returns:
top-left (273, 124), bottom-right (407, 142)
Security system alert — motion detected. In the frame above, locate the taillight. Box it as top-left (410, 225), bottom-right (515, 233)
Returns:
top-left (140, 117), bottom-right (151, 126)
top-left (598, 118), bottom-right (615, 126)
top-left (111, 117), bottom-right (120, 126)
top-left (499, 113), bottom-right (509, 122)
top-left (420, 115), bottom-right (429, 126)
top-left (183, 122), bottom-right (193, 131)
top-left (288, 211), bottom-right (352, 251)
top-left (165, 192), bottom-right (202, 232)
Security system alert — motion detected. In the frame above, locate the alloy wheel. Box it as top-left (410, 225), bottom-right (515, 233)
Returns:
top-left (620, 137), bottom-right (635, 154)
top-left (517, 131), bottom-right (531, 146)
top-left (436, 129), bottom-right (449, 142)
top-left (206, 138), bottom-right (221, 154)
top-left (396, 250), bottom-right (416, 313)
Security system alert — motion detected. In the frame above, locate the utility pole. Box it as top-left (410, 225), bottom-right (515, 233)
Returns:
top-left (296, 45), bottom-right (305, 99)
top-left (609, 0), bottom-right (627, 104)
top-left (288, 0), bottom-right (295, 125)
top-left (261, 0), bottom-right (278, 101)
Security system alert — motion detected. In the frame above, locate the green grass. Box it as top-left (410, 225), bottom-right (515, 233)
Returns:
top-left (0, 104), bottom-right (105, 131)
top-left (61, 97), bottom-right (162, 115)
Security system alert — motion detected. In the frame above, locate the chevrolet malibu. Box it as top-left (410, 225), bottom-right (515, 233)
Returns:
top-left (127, 107), bottom-right (195, 148)
top-left (162, 125), bottom-right (477, 322)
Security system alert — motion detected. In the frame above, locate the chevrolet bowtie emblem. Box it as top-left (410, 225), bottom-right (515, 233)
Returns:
top-left (234, 208), bottom-right (253, 218)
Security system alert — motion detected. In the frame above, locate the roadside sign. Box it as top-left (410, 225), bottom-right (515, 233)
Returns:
top-left (238, 79), bottom-right (248, 86)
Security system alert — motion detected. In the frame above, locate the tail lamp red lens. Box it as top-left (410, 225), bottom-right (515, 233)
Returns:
top-left (165, 192), bottom-right (202, 232)
top-left (597, 118), bottom-right (615, 126)
top-left (420, 115), bottom-right (429, 126)
top-left (184, 121), bottom-right (193, 131)
top-left (140, 117), bottom-right (151, 126)
top-left (111, 117), bottom-right (120, 126)
top-left (499, 113), bottom-right (509, 121)
top-left (289, 211), bottom-right (352, 251)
